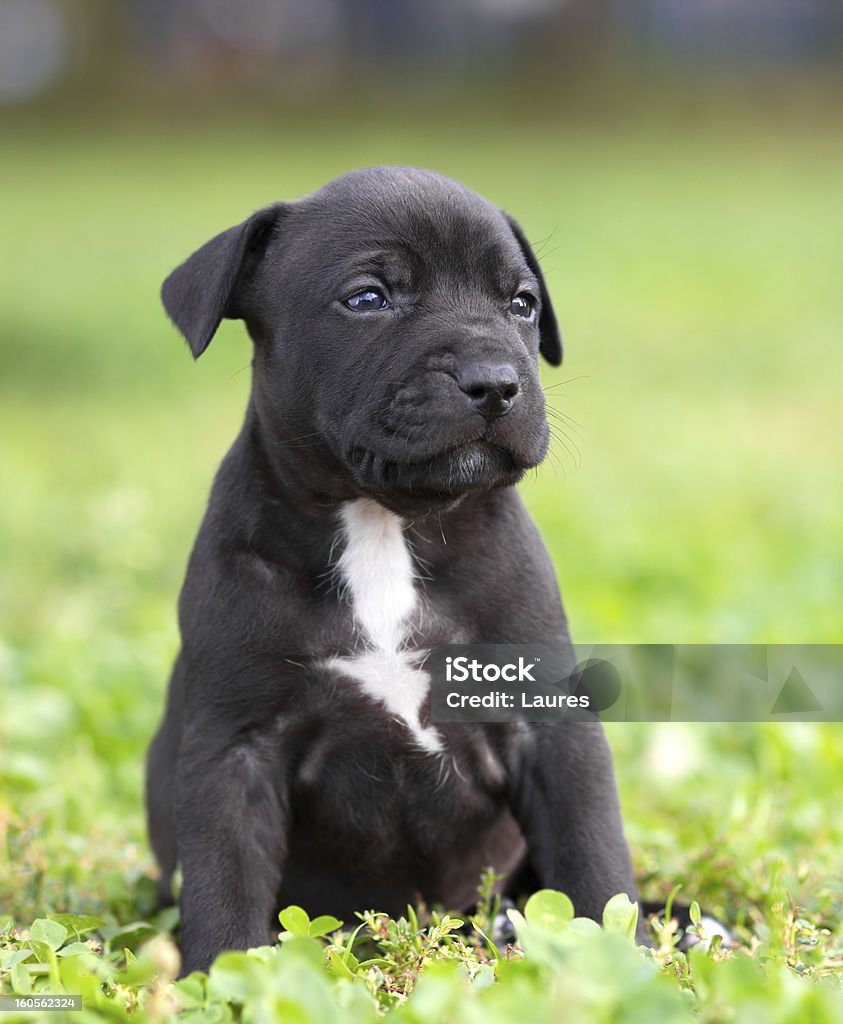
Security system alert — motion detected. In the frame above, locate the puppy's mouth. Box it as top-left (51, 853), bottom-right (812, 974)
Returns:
top-left (346, 437), bottom-right (529, 514)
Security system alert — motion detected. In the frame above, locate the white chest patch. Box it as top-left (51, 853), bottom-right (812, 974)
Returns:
top-left (323, 498), bottom-right (442, 754)
top-left (335, 498), bottom-right (417, 652)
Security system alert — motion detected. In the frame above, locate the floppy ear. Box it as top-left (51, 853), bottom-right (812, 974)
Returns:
top-left (504, 214), bottom-right (563, 366)
top-left (161, 204), bottom-right (282, 358)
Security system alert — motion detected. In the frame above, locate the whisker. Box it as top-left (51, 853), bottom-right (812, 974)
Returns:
top-left (548, 425), bottom-right (582, 469)
top-left (229, 362), bottom-right (253, 381)
top-left (542, 441), bottom-right (566, 480)
top-left (530, 224), bottom-right (559, 261)
top-left (267, 430), bottom-right (327, 450)
top-left (546, 408), bottom-right (585, 443)
top-left (553, 411), bottom-right (586, 437)
top-left (542, 375), bottom-right (590, 393)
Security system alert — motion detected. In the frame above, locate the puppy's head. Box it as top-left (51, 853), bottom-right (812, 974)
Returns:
top-left (162, 167), bottom-right (562, 515)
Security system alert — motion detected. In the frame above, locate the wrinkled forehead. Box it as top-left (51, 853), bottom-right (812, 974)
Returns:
top-left (286, 172), bottom-right (532, 290)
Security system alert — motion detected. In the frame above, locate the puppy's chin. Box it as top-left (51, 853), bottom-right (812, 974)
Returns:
top-left (349, 440), bottom-right (531, 517)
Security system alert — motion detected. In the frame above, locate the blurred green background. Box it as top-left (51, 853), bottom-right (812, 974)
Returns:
top-left (1, 0), bottom-right (842, 955)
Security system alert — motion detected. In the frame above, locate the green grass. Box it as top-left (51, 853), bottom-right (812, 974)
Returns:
top-left (1, 102), bottom-right (842, 1019)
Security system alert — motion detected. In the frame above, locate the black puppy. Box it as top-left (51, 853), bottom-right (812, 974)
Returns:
top-left (147, 167), bottom-right (642, 974)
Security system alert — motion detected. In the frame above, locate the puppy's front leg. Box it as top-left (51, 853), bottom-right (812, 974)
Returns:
top-left (508, 722), bottom-right (647, 941)
top-left (175, 727), bottom-right (288, 975)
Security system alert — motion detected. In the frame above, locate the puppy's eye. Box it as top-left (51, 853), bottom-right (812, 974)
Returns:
top-left (345, 289), bottom-right (389, 312)
top-left (509, 294), bottom-right (535, 320)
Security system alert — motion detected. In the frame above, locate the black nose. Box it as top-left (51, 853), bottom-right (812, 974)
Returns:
top-left (456, 362), bottom-right (520, 419)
